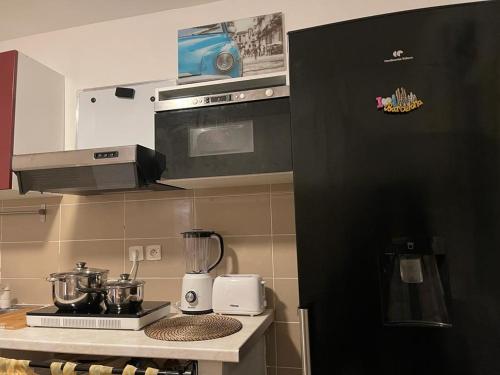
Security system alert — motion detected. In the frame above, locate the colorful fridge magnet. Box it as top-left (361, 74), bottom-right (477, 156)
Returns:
top-left (376, 87), bottom-right (423, 113)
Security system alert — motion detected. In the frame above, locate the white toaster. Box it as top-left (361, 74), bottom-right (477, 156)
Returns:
top-left (212, 274), bottom-right (267, 316)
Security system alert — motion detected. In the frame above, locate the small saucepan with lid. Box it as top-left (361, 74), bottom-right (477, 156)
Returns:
top-left (102, 273), bottom-right (145, 312)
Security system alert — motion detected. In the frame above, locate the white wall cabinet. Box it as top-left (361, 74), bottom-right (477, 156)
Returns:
top-left (0, 50), bottom-right (64, 199)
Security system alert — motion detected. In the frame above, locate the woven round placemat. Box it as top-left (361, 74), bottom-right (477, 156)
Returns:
top-left (144, 314), bottom-right (243, 341)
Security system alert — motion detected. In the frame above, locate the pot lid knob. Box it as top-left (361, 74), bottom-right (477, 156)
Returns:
top-left (120, 273), bottom-right (130, 281)
top-left (75, 262), bottom-right (87, 269)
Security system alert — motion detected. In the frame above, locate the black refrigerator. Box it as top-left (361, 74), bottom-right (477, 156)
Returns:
top-left (289, 2), bottom-right (500, 374)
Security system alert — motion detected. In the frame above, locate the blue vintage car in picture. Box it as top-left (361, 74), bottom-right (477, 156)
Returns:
top-left (178, 22), bottom-right (242, 82)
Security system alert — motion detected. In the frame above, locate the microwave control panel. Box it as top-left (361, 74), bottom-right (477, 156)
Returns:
top-left (154, 85), bottom-right (289, 112)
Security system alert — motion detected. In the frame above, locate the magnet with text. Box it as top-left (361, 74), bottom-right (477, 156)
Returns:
top-left (376, 87), bottom-right (423, 113)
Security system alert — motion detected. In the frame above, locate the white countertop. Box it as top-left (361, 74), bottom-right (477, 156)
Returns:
top-left (0, 310), bottom-right (273, 363)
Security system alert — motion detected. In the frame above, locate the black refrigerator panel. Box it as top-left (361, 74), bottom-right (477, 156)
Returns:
top-left (289, 2), bottom-right (500, 374)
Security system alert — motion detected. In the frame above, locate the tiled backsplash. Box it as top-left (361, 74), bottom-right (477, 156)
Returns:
top-left (0, 184), bottom-right (299, 375)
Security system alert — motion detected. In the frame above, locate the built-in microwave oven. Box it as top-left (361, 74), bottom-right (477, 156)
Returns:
top-left (154, 76), bottom-right (292, 186)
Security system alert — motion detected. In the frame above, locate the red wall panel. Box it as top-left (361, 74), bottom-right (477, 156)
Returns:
top-left (0, 50), bottom-right (17, 190)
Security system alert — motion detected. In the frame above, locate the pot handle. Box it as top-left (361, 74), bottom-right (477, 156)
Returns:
top-left (207, 232), bottom-right (224, 272)
top-left (46, 277), bottom-right (57, 283)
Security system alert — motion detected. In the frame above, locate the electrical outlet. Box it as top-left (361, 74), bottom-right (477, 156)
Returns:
top-left (145, 244), bottom-right (162, 261)
top-left (128, 246), bottom-right (144, 261)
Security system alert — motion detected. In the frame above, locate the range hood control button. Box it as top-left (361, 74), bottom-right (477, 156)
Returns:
top-left (94, 151), bottom-right (119, 159)
top-left (185, 291), bottom-right (197, 303)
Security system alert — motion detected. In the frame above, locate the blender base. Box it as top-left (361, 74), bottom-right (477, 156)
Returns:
top-left (181, 309), bottom-right (213, 315)
top-left (181, 273), bottom-right (214, 313)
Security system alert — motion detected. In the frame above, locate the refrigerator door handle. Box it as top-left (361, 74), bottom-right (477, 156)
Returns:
top-left (299, 308), bottom-right (312, 375)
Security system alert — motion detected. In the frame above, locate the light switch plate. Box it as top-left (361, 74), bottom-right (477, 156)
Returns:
top-left (145, 244), bottom-right (162, 261)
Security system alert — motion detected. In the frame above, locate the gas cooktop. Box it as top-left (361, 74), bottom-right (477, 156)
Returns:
top-left (26, 301), bottom-right (170, 330)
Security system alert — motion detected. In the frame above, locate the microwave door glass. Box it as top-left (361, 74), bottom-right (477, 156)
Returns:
top-left (189, 121), bottom-right (254, 157)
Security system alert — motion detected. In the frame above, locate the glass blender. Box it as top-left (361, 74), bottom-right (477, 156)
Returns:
top-left (180, 229), bottom-right (224, 314)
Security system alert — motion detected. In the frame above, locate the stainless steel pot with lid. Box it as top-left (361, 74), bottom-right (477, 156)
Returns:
top-left (47, 262), bottom-right (109, 311)
top-left (102, 273), bottom-right (145, 312)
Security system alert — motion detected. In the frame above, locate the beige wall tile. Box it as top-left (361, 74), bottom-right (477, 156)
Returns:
top-left (264, 277), bottom-right (274, 310)
top-left (195, 195), bottom-right (271, 236)
top-left (270, 183), bottom-right (293, 194)
top-left (141, 278), bottom-right (182, 307)
top-left (60, 240), bottom-right (124, 278)
top-left (61, 202), bottom-right (123, 240)
top-left (276, 323), bottom-right (301, 368)
top-left (194, 185), bottom-right (270, 197)
top-left (277, 368), bottom-right (301, 375)
top-left (61, 193), bottom-right (123, 204)
top-left (273, 235), bottom-right (298, 278)
top-left (1, 242), bottom-right (59, 278)
top-left (125, 189), bottom-right (193, 201)
top-left (273, 279), bottom-right (299, 323)
top-left (125, 199), bottom-right (192, 238)
top-left (219, 236), bottom-right (273, 277)
top-left (271, 194), bottom-right (295, 234)
top-left (2, 196), bottom-right (62, 207)
top-left (265, 324), bottom-right (276, 366)
top-left (6, 279), bottom-right (52, 304)
top-left (125, 238), bottom-right (185, 278)
top-left (2, 205), bottom-right (60, 242)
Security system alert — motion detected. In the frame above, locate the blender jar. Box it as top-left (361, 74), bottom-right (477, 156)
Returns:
top-left (182, 229), bottom-right (224, 274)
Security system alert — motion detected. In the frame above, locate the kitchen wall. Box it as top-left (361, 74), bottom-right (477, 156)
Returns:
top-left (0, 184), bottom-right (298, 375)
top-left (0, 0), bottom-right (481, 149)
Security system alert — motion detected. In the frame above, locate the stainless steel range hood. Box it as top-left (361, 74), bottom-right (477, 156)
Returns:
top-left (12, 145), bottom-right (177, 195)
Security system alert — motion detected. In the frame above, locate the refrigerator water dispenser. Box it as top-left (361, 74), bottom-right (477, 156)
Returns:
top-left (380, 237), bottom-right (452, 328)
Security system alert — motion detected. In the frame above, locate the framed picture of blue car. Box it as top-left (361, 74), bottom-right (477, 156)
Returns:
top-left (178, 12), bottom-right (285, 84)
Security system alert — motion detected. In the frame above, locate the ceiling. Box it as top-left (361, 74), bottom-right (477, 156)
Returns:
top-left (0, 0), bottom-right (220, 41)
